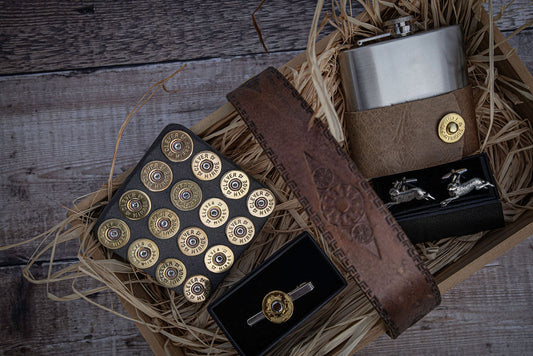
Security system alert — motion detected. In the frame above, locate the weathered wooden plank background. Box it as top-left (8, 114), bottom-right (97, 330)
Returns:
top-left (1, 0), bottom-right (532, 354)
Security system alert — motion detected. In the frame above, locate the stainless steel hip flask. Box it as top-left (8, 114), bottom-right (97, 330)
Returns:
top-left (339, 16), bottom-right (468, 111)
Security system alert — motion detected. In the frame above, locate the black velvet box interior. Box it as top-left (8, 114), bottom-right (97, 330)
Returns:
top-left (208, 232), bottom-right (347, 356)
top-left (93, 124), bottom-right (272, 298)
top-left (371, 153), bottom-right (504, 243)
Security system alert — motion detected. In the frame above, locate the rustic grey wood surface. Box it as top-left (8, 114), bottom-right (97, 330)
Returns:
top-left (1, 1), bottom-right (532, 355)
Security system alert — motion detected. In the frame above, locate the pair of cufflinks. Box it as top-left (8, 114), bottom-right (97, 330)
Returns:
top-left (385, 168), bottom-right (495, 208)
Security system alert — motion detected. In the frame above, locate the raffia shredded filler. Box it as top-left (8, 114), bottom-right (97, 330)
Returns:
top-left (2, 0), bottom-right (532, 354)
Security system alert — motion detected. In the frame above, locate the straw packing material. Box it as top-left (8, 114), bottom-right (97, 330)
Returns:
top-left (2, 0), bottom-right (531, 354)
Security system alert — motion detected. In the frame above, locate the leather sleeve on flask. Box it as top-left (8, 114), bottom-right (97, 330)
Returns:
top-left (227, 67), bottom-right (441, 338)
top-left (345, 85), bottom-right (479, 178)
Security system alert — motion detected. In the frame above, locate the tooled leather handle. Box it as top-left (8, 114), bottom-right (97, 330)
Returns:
top-left (227, 67), bottom-right (441, 337)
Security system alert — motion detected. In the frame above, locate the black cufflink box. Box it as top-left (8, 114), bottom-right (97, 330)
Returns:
top-left (371, 153), bottom-right (505, 243)
top-left (208, 232), bottom-right (347, 356)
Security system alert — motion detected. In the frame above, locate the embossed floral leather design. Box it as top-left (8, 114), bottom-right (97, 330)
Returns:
top-left (227, 67), bottom-right (441, 337)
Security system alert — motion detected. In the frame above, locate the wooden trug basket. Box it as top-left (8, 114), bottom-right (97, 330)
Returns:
top-left (69, 5), bottom-right (533, 356)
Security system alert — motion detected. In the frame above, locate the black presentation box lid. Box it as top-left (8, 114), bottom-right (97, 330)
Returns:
top-left (208, 232), bottom-right (347, 356)
top-left (372, 153), bottom-right (505, 243)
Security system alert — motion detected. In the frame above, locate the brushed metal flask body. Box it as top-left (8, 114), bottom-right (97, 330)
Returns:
top-left (339, 25), bottom-right (468, 111)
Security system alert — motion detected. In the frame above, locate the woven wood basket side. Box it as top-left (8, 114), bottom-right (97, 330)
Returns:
top-left (67, 5), bottom-right (533, 355)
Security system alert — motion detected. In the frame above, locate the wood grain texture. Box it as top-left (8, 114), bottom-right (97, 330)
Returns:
top-left (359, 238), bottom-right (533, 355)
top-left (1, 0), bottom-right (532, 354)
top-left (508, 29), bottom-right (533, 70)
top-left (0, 0), bottom-right (529, 75)
top-left (0, 0), bottom-right (333, 75)
top-left (1, 263), bottom-right (152, 355)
